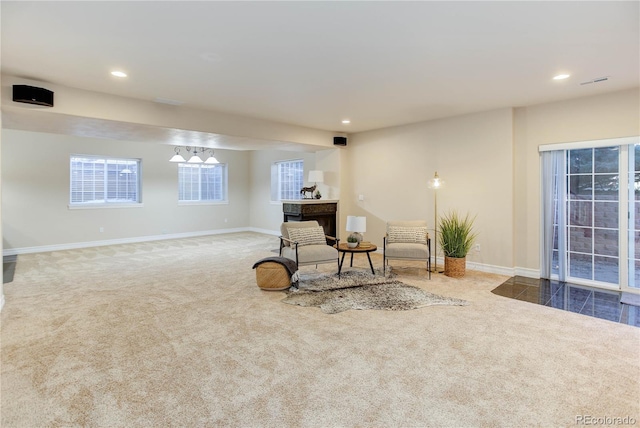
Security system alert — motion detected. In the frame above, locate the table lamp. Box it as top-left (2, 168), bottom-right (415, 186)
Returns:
top-left (346, 215), bottom-right (367, 245)
top-left (308, 170), bottom-right (324, 186)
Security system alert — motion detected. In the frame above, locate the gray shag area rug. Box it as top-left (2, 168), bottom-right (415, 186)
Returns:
top-left (282, 270), bottom-right (469, 314)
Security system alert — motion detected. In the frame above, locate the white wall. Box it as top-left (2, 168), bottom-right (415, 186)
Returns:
top-left (1, 129), bottom-right (340, 252)
top-left (343, 108), bottom-right (514, 272)
top-left (314, 148), bottom-right (342, 202)
top-left (1, 129), bottom-right (250, 251)
top-left (513, 88), bottom-right (640, 272)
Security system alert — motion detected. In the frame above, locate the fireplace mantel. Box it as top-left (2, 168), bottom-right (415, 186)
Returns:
top-left (282, 200), bottom-right (338, 238)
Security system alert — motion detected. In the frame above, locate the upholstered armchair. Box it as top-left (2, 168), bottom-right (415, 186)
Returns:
top-left (383, 220), bottom-right (431, 278)
top-left (279, 221), bottom-right (340, 274)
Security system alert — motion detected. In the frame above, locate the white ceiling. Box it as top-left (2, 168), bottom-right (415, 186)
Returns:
top-left (1, 1), bottom-right (639, 137)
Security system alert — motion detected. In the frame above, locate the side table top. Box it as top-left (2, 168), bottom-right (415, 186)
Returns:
top-left (336, 243), bottom-right (378, 252)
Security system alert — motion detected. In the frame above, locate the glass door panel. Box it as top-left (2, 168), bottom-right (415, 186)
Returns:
top-left (567, 147), bottom-right (619, 286)
top-left (629, 145), bottom-right (640, 288)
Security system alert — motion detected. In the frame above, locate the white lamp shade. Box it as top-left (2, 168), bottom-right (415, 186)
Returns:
top-left (308, 170), bottom-right (324, 183)
top-left (204, 155), bottom-right (219, 164)
top-left (169, 147), bottom-right (186, 163)
top-left (346, 216), bottom-right (366, 233)
top-left (187, 154), bottom-right (203, 164)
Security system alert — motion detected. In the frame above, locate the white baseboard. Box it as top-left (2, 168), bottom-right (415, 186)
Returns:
top-left (383, 255), bottom-right (535, 278)
top-left (514, 267), bottom-right (541, 279)
top-left (465, 260), bottom-right (515, 277)
top-left (2, 227), bottom-right (256, 256)
top-left (247, 227), bottom-right (281, 236)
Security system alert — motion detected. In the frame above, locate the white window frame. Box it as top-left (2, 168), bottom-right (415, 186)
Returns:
top-left (178, 163), bottom-right (228, 205)
top-left (69, 155), bottom-right (141, 208)
top-left (271, 159), bottom-right (304, 201)
top-left (540, 136), bottom-right (640, 292)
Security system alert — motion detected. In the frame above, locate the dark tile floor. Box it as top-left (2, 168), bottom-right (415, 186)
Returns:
top-left (492, 276), bottom-right (640, 327)
top-left (3, 256), bottom-right (17, 284)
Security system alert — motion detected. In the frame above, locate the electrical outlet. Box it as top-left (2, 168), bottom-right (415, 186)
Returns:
top-left (99, 227), bottom-right (104, 233)
top-left (475, 244), bottom-right (481, 252)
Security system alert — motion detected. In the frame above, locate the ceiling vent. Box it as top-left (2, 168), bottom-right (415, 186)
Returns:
top-left (580, 76), bottom-right (610, 86)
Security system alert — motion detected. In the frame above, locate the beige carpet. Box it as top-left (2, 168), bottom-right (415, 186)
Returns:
top-left (1, 232), bottom-right (639, 427)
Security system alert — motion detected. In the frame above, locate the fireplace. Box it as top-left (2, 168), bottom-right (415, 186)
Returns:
top-left (282, 201), bottom-right (338, 239)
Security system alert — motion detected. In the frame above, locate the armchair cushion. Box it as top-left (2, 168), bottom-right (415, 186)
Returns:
top-left (281, 244), bottom-right (338, 265)
top-left (280, 221), bottom-right (322, 247)
top-left (287, 226), bottom-right (327, 247)
top-left (385, 242), bottom-right (429, 259)
top-left (388, 226), bottom-right (428, 244)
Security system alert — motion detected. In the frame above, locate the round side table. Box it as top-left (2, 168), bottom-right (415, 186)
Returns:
top-left (336, 243), bottom-right (378, 275)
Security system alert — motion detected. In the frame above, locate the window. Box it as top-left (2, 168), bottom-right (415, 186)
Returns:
top-left (272, 159), bottom-right (303, 201)
top-left (70, 156), bottom-right (140, 205)
top-left (178, 163), bottom-right (227, 203)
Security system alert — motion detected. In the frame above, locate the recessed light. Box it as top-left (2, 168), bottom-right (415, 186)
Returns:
top-left (111, 71), bottom-right (127, 78)
top-left (341, 119), bottom-right (351, 124)
top-left (553, 74), bottom-right (570, 80)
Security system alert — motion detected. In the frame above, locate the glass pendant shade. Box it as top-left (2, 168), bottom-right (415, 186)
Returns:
top-left (186, 147), bottom-right (203, 164)
top-left (428, 171), bottom-right (444, 189)
top-left (204, 150), bottom-right (219, 164)
top-left (169, 147), bottom-right (186, 162)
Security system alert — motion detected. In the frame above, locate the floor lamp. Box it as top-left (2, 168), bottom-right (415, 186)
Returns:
top-left (428, 172), bottom-right (443, 273)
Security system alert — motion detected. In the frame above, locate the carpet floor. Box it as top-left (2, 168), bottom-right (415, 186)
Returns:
top-left (1, 232), bottom-right (639, 427)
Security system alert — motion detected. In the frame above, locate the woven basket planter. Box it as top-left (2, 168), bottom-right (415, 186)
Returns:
top-left (255, 261), bottom-right (292, 290)
top-left (444, 256), bottom-right (466, 278)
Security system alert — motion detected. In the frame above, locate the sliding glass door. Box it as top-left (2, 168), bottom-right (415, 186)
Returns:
top-left (543, 138), bottom-right (639, 292)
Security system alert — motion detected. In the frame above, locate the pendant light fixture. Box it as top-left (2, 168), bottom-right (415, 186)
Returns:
top-left (187, 147), bottom-right (203, 164)
top-left (169, 147), bottom-right (186, 163)
top-left (204, 149), bottom-right (219, 164)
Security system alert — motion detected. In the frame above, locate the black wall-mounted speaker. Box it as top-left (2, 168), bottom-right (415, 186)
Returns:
top-left (12, 85), bottom-right (54, 107)
top-left (334, 136), bottom-right (347, 146)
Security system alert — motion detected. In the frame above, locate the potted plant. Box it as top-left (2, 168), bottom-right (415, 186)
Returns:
top-left (314, 189), bottom-right (322, 199)
top-left (346, 235), bottom-right (358, 248)
top-left (439, 211), bottom-right (477, 278)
